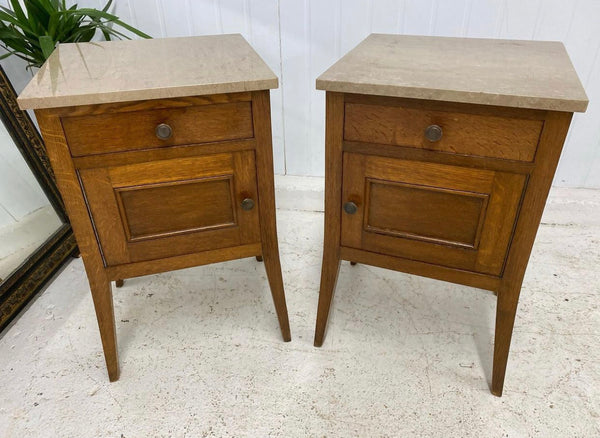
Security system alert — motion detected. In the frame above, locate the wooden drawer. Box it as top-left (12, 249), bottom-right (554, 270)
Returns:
top-left (341, 153), bottom-right (526, 276)
top-left (62, 100), bottom-right (254, 157)
top-left (343, 98), bottom-right (544, 162)
top-left (78, 150), bottom-right (260, 266)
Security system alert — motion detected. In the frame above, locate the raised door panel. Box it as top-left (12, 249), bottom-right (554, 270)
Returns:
top-left (79, 151), bottom-right (260, 266)
top-left (366, 180), bottom-right (489, 249)
top-left (341, 153), bottom-right (526, 276)
top-left (116, 177), bottom-right (236, 241)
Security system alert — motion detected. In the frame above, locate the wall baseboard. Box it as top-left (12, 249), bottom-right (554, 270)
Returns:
top-left (275, 175), bottom-right (324, 212)
top-left (274, 176), bottom-right (600, 217)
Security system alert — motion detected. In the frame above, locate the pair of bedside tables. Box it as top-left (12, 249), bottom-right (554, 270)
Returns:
top-left (19, 34), bottom-right (587, 396)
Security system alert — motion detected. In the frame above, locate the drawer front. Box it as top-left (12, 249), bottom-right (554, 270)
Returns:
top-left (344, 101), bottom-right (543, 162)
top-left (341, 153), bottom-right (526, 276)
top-left (62, 101), bottom-right (254, 157)
top-left (79, 151), bottom-right (260, 265)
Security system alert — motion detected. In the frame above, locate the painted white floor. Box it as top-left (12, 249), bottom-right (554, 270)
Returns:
top-left (0, 183), bottom-right (598, 437)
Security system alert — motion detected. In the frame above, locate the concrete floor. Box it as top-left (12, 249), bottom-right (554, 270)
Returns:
top-left (0, 183), bottom-right (598, 437)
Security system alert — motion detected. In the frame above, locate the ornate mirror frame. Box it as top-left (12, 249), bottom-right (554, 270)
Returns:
top-left (0, 65), bottom-right (77, 332)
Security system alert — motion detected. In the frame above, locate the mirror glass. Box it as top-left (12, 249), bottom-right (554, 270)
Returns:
top-left (0, 117), bottom-right (63, 283)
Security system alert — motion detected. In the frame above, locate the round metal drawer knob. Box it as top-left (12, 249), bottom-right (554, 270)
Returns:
top-left (241, 198), bottom-right (255, 211)
top-left (343, 201), bottom-right (358, 215)
top-left (424, 124), bottom-right (443, 142)
top-left (155, 123), bottom-right (173, 140)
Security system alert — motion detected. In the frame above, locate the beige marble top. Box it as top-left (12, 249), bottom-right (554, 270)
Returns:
top-left (317, 34), bottom-right (588, 112)
top-left (18, 34), bottom-right (278, 110)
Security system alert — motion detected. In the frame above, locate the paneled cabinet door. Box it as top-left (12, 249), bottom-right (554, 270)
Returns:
top-left (79, 150), bottom-right (261, 266)
top-left (341, 153), bottom-right (526, 276)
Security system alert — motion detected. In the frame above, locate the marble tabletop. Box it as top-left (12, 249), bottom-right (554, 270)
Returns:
top-left (317, 34), bottom-right (588, 112)
top-left (18, 34), bottom-right (278, 110)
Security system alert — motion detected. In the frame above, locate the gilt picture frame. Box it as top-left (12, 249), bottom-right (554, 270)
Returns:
top-left (0, 65), bottom-right (77, 332)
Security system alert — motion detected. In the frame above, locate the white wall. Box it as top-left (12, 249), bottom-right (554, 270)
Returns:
top-left (275, 0), bottom-right (600, 186)
top-left (1, 0), bottom-right (600, 187)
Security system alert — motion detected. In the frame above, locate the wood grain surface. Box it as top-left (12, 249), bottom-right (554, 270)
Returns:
top-left (314, 92), bottom-right (345, 347)
top-left (36, 109), bottom-right (120, 382)
top-left (79, 151), bottom-right (260, 266)
top-left (344, 101), bottom-right (543, 162)
top-left (341, 152), bottom-right (525, 276)
top-left (315, 91), bottom-right (574, 397)
top-left (491, 111), bottom-right (573, 396)
top-left (252, 90), bottom-right (291, 342)
top-left (63, 101), bottom-right (254, 157)
top-left (34, 90), bottom-right (291, 380)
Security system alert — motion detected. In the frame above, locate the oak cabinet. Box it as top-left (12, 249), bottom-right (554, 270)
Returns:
top-left (18, 35), bottom-right (291, 381)
top-left (314, 34), bottom-right (588, 396)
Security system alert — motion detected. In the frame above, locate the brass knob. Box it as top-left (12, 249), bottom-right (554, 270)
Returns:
top-left (241, 198), bottom-right (255, 211)
top-left (155, 123), bottom-right (172, 140)
top-left (424, 124), bottom-right (443, 142)
top-left (343, 201), bottom-right (358, 215)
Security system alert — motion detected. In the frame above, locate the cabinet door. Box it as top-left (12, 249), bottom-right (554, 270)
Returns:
top-left (79, 151), bottom-right (260, 266)
top-left (341, 153), bottom-right (526, 276)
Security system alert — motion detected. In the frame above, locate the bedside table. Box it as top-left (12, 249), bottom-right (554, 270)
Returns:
top-left (313, 34), bottom-right (588, 396)
top-left (18, 34), bottom-right (291, 381)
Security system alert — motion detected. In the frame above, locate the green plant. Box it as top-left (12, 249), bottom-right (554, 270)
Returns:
top-left (0, 0), bottom-right (151, 69)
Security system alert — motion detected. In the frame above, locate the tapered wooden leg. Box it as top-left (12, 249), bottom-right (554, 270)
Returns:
top-left (252, 90), bottom-right (291, 342)
top-left (489, 112), bottom-right (572, 395)
top-left (314, 244), bottom-right (341, 347)
top-left (350, 261), bottom-right (357, 266)
top-left (257, 178), bottom-right (290, 341)
top-left (255, 255), bottom-right (263, 262)
top-left (262, 244), bottom-right (291, 342)
top-left (36, 111), bottom-right (120, 381)
top-left (88, 274), bottom-right (119, 381)
top-left (314, 91), bottom-right (345, 348)
top-left (491, 281), bottom-right (523, 396)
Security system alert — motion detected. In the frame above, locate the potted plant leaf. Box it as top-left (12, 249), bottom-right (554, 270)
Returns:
top-left (0, 0), bottom-right (151, 70)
